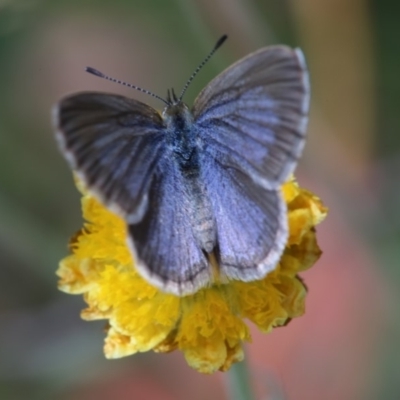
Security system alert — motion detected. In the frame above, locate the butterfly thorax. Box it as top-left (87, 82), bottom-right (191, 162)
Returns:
top-left (163, 102), bottom-right (197, 167)
top-left (163, 101), bottom-right (216, 253)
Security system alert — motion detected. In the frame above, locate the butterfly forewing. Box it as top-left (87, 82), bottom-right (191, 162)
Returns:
top-left (54, 92), bottom-right (166, 221)
top-left (193, 46), bottom-right (309, 190)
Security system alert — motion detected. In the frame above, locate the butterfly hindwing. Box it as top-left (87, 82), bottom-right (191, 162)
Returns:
top-left (128, 156), bottom-right (211, 295)
top-left (54, 92), bottom-right (166, 221)
top-left (193, 46), bottom-right (309, 190)
top-left (200, 154), bottom-right (287, 281)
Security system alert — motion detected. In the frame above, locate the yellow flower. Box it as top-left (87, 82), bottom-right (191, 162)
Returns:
top-left (57, 177), bottom-right (327, 373)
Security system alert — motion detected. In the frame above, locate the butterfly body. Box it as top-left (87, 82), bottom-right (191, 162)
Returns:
top-left (163, 100), bottom-right (217, 254)
top-left (164, 101), bottom-right (195, 163)
top-left (54, 45), bottom-right (310, 295)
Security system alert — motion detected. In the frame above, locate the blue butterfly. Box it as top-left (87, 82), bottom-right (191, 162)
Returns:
top-left (53, 36), bottom-right (309, 295)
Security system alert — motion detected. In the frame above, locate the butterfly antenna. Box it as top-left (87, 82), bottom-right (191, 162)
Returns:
top-left (178, 34), bottom-right (228, 102)
top-left (85, 67), bottom-right (169, 105)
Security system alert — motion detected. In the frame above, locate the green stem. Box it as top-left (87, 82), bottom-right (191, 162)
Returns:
top-left (226, 357), bottom-right (256, 400)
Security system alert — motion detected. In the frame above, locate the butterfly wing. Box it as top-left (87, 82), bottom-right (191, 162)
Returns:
top-left (54, 92), bottom-right (165, 222)
top-left (128, 156), bottom-right (211, 296)
top-left (193, 46), bottom-right (309, 281)
top-left (199, 154), bottom-right (287, 281)
top-left (55, 92), bottom-right (210, 295)
top-left (193, 46), bottom-right (309, 189)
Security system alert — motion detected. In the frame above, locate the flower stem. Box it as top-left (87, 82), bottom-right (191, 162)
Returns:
top-left (226, 358), bottom-right (256, 400)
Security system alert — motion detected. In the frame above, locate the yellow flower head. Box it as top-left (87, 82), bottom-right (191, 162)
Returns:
top-left (57, 177), bottom-right (327, 373)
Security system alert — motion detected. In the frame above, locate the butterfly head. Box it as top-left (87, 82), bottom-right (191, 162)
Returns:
top-left (162, 94), bottom-right (193, 129)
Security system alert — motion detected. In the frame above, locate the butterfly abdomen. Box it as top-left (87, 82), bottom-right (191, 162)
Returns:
top-left (184, 174), bottom-right (216, 254)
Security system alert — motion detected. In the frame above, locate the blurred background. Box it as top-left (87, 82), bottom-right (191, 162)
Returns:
top-left (0, 0), bottom-right (399, 399)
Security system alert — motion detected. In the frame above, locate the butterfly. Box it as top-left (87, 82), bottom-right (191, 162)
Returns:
top-left (53, 35), bottom-right (310, 296)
